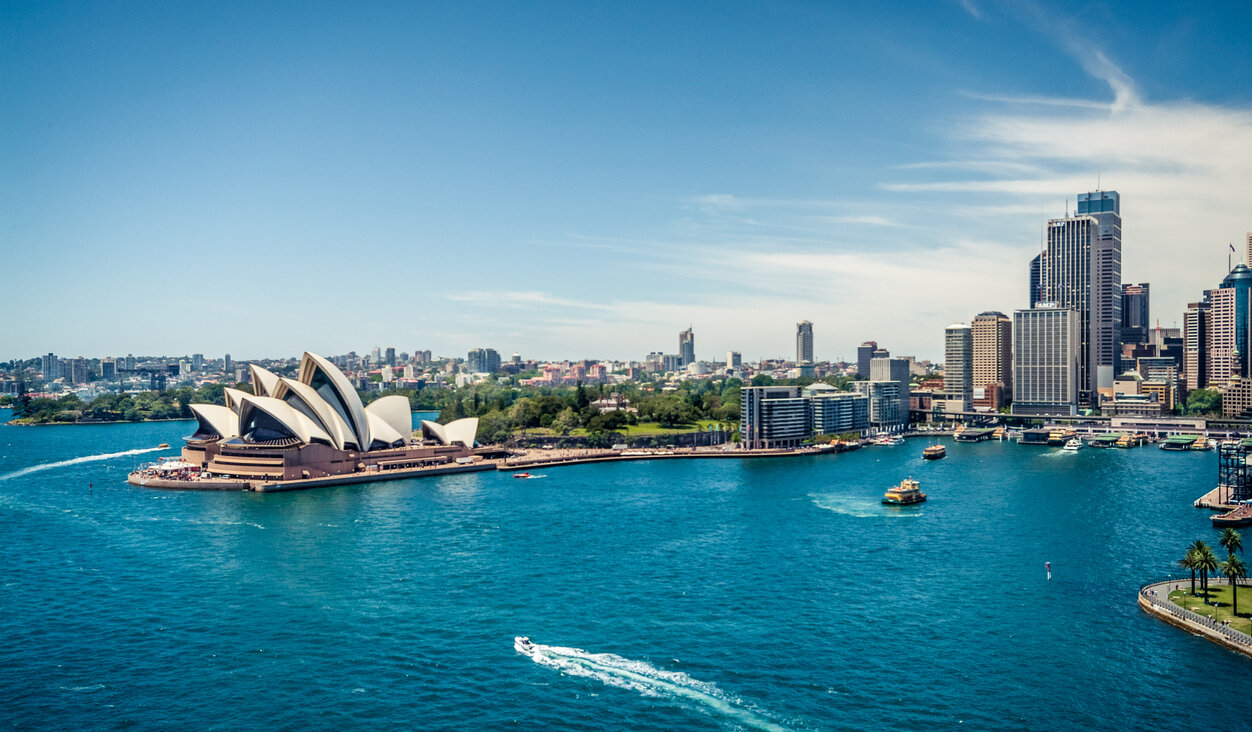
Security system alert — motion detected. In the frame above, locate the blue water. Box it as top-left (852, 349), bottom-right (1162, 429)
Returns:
top-left (2, 410), bottom-right (1250, 729)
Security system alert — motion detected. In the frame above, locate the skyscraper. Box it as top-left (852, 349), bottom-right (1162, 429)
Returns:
top-left (385, 347), bottom-right (396, 367)
top-left (467, 348), bottom-right (501, 374)
top-left (41, 353), bottom-right (59, 381)
top-left (1029, 253), bottom-right (1044, 307)
top-left (726, 351), bottom-right (742, 368)
top-left (678, 328), bottom-right (695, 367)
top-left (972, 311), bottom-right (1012, 409)
top-left (1184, 300), bottom-right (1209, 392)
top-left (943, 323), bottom-right (972, 412)
top-left (1039, 190), bottom-right (1122, 404)
top-left (857, 341), bottom-right (877, 378)
top-left (1121, 283), bottom-right (1150, 346)
top-left (1013, 305), bottom-right (1079, 415)
top-left (192, 353), bottom-right (204, 372)
top-left (796, 321), bottom-right (814, 364)
top-left (224, 354), bottom-right (232, 375)
top-left (1246, 232), bottom-right (1252, 268)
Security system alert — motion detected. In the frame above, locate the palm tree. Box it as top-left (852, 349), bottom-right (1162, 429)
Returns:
top-left (1179, 549), bottom-right (1198, 596)
top-left (1196, 544), bottom-right (1220, 598)
top-left (1221, 554), bottom-right (1247, 616)
top-left (1220, 528), bottom-right (1244, 557)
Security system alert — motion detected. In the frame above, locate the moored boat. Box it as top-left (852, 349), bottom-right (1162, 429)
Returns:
top-left (883, 478), bottom-right (926, 505)
top-left (1062, 437), bottom-right (1083, 451)
top-left (922, 444), bottom-right (946, 460)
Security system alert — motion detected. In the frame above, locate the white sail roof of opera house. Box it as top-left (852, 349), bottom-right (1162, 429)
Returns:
top-left (185, 352), bottom-right (444, 451)
top-left (420, 418), bottom-right (479, 447)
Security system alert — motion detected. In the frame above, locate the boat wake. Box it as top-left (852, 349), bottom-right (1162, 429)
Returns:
top-left (0, 447), bottom-right (164, 481)
top-left (514, 637), bottom-right (785, 731)
top-left (810, 493), bottom-right (921, 518)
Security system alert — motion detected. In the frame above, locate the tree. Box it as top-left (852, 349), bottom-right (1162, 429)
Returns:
top-left (1220, 528), bottom-right (1244, 558)
top-left (1180, 548), bottom-right (1198, 595)
top-left (1221, 554), bottom-right (1247, 616)
top-left (1185, 388), bottom-right (1222, 415)
top-left (1194, 541), bottom-right (1219, 596)
top-left (551, 407), bottom-right (579, 436)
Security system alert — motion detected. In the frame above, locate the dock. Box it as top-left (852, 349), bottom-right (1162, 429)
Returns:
top-left (953, 428), bottom-right (995, 443)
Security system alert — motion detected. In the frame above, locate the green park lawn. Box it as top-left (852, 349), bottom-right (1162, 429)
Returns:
top-left (1169, 585), bottom-right (1252, 635)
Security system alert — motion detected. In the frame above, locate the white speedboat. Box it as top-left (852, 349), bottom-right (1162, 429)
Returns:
top-left (1062, 438), bottom-right (1084, 451)
top-left (514, 636), bottom-right (536, 654)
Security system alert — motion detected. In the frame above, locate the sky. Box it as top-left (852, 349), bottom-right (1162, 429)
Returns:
top-left (3, 0), bottom-right (1251, 363)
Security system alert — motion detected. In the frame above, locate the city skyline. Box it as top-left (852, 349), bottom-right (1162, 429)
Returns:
top-left (3, 2), bottom-right (1251, 361)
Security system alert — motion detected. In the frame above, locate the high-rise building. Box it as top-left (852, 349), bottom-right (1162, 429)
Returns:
top-left (856, 341), bottom-right (877, 378)
top-left (41, 353), bottom-right (59, 381)
top-left (125, 354), bottom-right (135, 371)
top-left (796, 321), bottom-right (813, 364)
top-left (370, 346), bottom-right (381, 365)
top-left (870, 356), bottom-right (910, 428)
top-left (1121, 283), bottom-right (1150, 346)
top-left (1246, 232), bottom-right (1252, 268)
top-left (943, 323), bottom-right (972, 412)
top-left (223, 354), bottom-right (232, 375)
top-left (467, 348), bottom-right (501, 374)
top-left (1029, 252), bottom-right (1044, 307)
top-left (69, 358), bottom-right (88, 384)
top-left (726, 351), bottom-right (742, 368)
top-left (972, 311), bottom-right (1012, 409)
top-left (1039, 191), bottom-right (1122, 404)
top-left (678, 328), bottom-right (695, 367)
top-left (192, 353), bottom-right (204, 372)
top-left (385, 347), bottom-right (396, 367)
top-left (1012, 306), bottom-right (1079, 415)
top-left (101, 358), bottom-right (116, 381)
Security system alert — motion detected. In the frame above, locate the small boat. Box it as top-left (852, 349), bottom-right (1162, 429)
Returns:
top-left (514, 636), bottom-right (536, 653)
top-left (158, 443), bottom-right (170, 449)
top-left (883, 478), bottom-right (926, 505)
top-left (922, 445), bottom-right (946, 460)
top-left (875, 435), bottom-right (904, 446)
top-left (512, 472), bottom-right (531, 479)
top-left (1062, 438), bottom-right (1083, 451)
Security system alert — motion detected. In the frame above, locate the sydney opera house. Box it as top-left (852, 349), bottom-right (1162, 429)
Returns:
top-left (176, 352), bottom-right (482, 484)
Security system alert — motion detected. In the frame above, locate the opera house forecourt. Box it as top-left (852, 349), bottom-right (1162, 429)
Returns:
top-left (128, 352), bottom-right (486, 491)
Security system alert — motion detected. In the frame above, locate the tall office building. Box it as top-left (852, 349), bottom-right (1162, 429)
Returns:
top-left (1184, 300), bottom-right (1209, 392)
top-left (943, 323), bottom-right (973, 412)
top-left (870, 356), bottom-right (910, 428)
top-left (1121, 283), bottom-right (1150, 346)
top-left (223, 354), bottom-right (232, 375)
top-left (856, 341), bottom-right (877, 378)
top-left (1012, 306), bottom-right (1079, 415)
top-left (1029, 252), bottom-right (1044, 307)
top-left (385, 347), bottom-right (396, 367)
top-left (1039, 190), bottom-right (1122, 404)
top-left (101, 358), bottom-right (116, 381)
top-left (370, 346), bottom-right (381, 365)
top-left (796, 321), bottom-right (814, 364)
top-left (467, 348), bottom-right (501, 374)
top-left (726, 351), bottom-right (742, 368)
top-left (678, 328), bottom-right (695, 367)
top-left (192, 353), bottom-right (204, 372)
top-left (972, 311), bottom-right (1012, 409)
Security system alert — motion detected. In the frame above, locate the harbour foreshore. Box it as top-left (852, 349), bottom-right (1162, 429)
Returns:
top-left (1138, 579), bottom-right (1252, 659)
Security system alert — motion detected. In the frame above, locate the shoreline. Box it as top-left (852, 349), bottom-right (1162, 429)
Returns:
top-left (1139, 579), bottom-right (1252, 660)
top-left (7, 417), bottom-right (195, 427)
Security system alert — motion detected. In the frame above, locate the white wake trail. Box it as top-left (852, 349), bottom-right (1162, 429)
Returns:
top-left (0, 446), bottom-right (165, 481)
top-left (515, 637), bottom-right (786, 731)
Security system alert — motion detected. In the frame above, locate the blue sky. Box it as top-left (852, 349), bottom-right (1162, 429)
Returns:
top-left (3, 1), bottom-right (1251, 362)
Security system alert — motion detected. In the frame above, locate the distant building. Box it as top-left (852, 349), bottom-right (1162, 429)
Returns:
top-left (1029, 252), bottom-right (1044, 307)
top-left (853, 380), bottom-right (902, 428)
top-left (467, 348), bottom-right (501, 374)
top-left (1184, 300), bottom-right (1209, 393)
top-left (679, 328), bottom-right (695, 367)
top-left (1121, 283), bottom-right (1150, 346)
top-left (224, 354), bottom-right (232, 375)
top-left (385, 347), bottom-right (396, 367)
top-left (192, 353), bottom-right (204, 372)
top-left (726, 351), bottom-right (742, 368)
top-left (101, 358), bottom-right (116, 380)
top-left (805, 386), bottom-right (869, 435)
top-left (41, 353), bottom-right (59, 381)
top-left (857, 342), bottom-right (878, 378)
top-left (69, 358), bottom-right (88, 384)
top-left (943, 323), bottom-right (972, 413)
top-left (972, 311), bottom-right (1012, 410)
top-left (1012, 306), bottom-right (1079, 416)
top-left (796, 321), bottom-right (814, 364)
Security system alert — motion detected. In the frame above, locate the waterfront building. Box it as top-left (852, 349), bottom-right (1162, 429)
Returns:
top-left (796, 321), bottom-right (814, 365)
top-left (972, 311), bottom-right (1012, 410)
top-left (943, 323), bottom-right (972, 413)
top-left (1121, 283), bottom-right (1150, 346)
top-left (857, 342), bottom-right (877, 378)
top-left (870, 355), bottom-right (910, 428)
top-left (467, 348), bottom-right (501, 375)
top-left (1222, 374), bottom-right (1252, 419)
top-left (1036, 191), bottom-right (1122, 404)
top-left (806, 387), bottom-right (869, 435)
top-left (853, 380), bottom-right (902, 428)
top-left (1012, 305), bottom-right (1079, 416)
top-left (740, 386), bottom-right (809, 449)
top-left (679, 328), bottom-right (695, 367)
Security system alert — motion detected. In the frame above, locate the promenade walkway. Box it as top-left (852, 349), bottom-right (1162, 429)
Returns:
top-left (1139, 578), bottom-right (1252, 658)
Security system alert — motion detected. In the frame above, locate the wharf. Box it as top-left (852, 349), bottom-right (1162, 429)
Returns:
top-left (1194, 484), bottom-right (1240, 511)
top-left (954, 428), bottom-right (995, 443)
top-left (129, 461), bottom-right (497, 492)
top-left (501, 445), bottom-right (833, 471)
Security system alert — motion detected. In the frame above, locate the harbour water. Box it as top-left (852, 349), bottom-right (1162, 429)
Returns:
top-left (2, 410), bottom-right (1250, 729)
